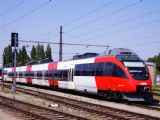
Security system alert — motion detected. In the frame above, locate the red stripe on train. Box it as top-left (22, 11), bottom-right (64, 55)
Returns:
top-left (53, 80), bottom-right (58, 87)
top-left (26, 66), bottom-right (32, 84)
top-left (48, 62), bottom-right (59, 87)
top-left (48, 80), bottom-right (59, 87)
top-left (48, 62), bottom-right (57, 70)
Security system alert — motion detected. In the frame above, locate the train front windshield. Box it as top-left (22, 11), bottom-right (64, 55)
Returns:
top-left (116, 55), bottom-right (149, 80)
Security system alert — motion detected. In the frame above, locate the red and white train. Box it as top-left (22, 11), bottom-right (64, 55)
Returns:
top-left (3, 48), bottom-right (153, 102)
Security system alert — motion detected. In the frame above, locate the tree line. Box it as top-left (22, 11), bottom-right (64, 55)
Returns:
top-left (148, 53), bottom-right (160, 75)
top-left (3, 44), bottom-right (52, 66)
top-left (3, 43), bottom-right (160, 75)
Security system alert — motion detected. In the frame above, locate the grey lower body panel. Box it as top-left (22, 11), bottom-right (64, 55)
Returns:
top-left (121, 92), bottom-right (153, 102)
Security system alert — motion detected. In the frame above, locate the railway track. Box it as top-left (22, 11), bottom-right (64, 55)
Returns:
top-left (153, 88), bottom-right (160, 93)
top-left (128, 102), bottom-right (160, 112)
top-left (152, 88), bottom-right (160, 96)
top-left (3, 84), bottom-right (160, 120)
top-left (0, 95), bottom-right (88, 120)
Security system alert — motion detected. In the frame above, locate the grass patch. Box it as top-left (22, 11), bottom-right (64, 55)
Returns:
top-left (0, 87), bottom-right (10, 93)
top-left (154, 95), bottom-right (160, 101)
top-left (152, 85), bottom-right (160, 89)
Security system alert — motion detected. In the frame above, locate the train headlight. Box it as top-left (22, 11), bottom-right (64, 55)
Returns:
top-left (136, 86), bottom-right (150, 93)
top-left (144, 86), bottom-right (150, 93)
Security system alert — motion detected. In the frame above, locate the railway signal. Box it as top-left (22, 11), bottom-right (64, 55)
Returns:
top-left (11, 33), bottom-right (18, 47)
top-left (11, 32), bottom-right (18, 93)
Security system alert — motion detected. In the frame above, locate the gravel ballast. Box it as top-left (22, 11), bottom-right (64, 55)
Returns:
top-left (0, 84), bottom-right (160, 119)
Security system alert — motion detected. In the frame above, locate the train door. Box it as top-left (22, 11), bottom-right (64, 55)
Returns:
top-left (68, 68), bottom-right (74, 81)
top-left (66, 68), bottom-right (75, 89)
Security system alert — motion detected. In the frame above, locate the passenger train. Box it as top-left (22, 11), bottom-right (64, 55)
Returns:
top-left (3, 48), bottom-right (153, 102)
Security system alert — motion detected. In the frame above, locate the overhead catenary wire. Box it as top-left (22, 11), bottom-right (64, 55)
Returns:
top-left (26, 0), bottom-right (139, 41)
top-left (68, 7), bottom-right (160, 38)
top-left (62, 0), bottom-right (116, 27)
top-left (135, 47), bottom-right (160, 55)
top-left (26, 50), bottom-right (81, 55)
top-left (0, 0), bottom-right (24, 16)
top-left (52, 52), bottom-right (82, 55)
top-left (126, 39), bottom-right (160, 48)
top-left (28, 28), bottom-right (59, 41)
top-left (64, 7), bottom-right (160, 42)
top-left (19, 18), bottom-right (160, 56)
top-left (116, 33), bottom-right (160, 47)
top-left (59, 39), bottom-right (160, 56)
top-left (65, 0), bottom-right (141, 33)
top-left (26, 0), bottom-right (115, 41)
top-left (64, 8), bottom-right (160, 42)
top-left (78, 18), bottom-right (160, 43)
top-left (19, 40), bottom-right (109, 48)
top-left (1, 0), bottom-right (52, 29)
top-left (23, 0), bottom-right (140, 43)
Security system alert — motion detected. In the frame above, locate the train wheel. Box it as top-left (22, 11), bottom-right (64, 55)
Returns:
top-left (98, 90), bottom-right (122, 100)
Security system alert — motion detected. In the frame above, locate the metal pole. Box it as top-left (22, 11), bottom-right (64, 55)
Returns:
top-left (1, 53), bottom-right (4, 89)
top-left (59, 26), bottom-right (62, 61)
top-left (12, 35), bottom-right (17, 93)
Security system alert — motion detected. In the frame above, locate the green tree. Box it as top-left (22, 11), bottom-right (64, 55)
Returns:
top-left (18, 46), bottom-right (30, 64)
top-left (36, 43), bottom-right (41, 60)
top-left (3, 47), bottom-right (7, 66)
top-left (3, 45), bottom-right (31, 66)
top-left (30, 45), bottom-right (37, 60)
top-left (40, 44), bottom-right (45, 59)
top-left (17, 48), bottom-right (23, 64)
top-left (148, 53), bottom-right (160, 75)
top-left (45, 44), bottom-right (52, 59)
top-left (3, 45), bottom-right (13, 66)
top-left (36, 43), bottom-right (45, 60)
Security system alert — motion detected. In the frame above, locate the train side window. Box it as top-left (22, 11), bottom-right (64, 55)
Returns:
top-left (62, 70), bottom-right (68, 79)
top-left (45, 70), bottom-right (53, 79)
top-left (37, 71), bottom-right (42, 78)
top-left (9, 72), bottom-right (11, 77)
top-left (4, 70), bottom-right (7, 75)
top-left (59, 70), bottom-right (63, 79)
top-left (11, 72), bottom-right (14, 77)
top-left (48, 71), bottom-right (55, 78)
top-left (103, 62), bottom-right (114, 76)
top-left (75, 64), bottom-right (82, 76)
top-left (10, 72), bottom-right (14, 77)
top-left (19, 72), bottom-right (22, 77)
top-left (45, 71), bottom-right (49, 78)
top-left (8, 72), bottom-right (11, 77)
top-left (88, 63), bottom-right (96, 76)
top-left (16, 72), bottom-right (19, 77)
top-left (30, 71), bottom-right (34, 78)
top-left (95, 63), bottom-right (104, 76)
top-left (22, 72), bottom-right (25, 78)
top-left (25, 72), bottom-right (29, 77)
top-left (54, 70), bottom-right (60, 79)
top-left (51, 71), bottom-right (55, 78)
top-left (81, 64), bottom-right (88, 76)
top-left (113, 64), bottom-right (127, 78)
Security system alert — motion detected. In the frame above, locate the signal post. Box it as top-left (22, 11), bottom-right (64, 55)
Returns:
top-left (11, 32), bottom-right (18, 93)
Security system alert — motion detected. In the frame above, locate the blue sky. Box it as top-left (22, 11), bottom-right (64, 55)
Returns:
top-left (0, 0), bottom-right (160, 62)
